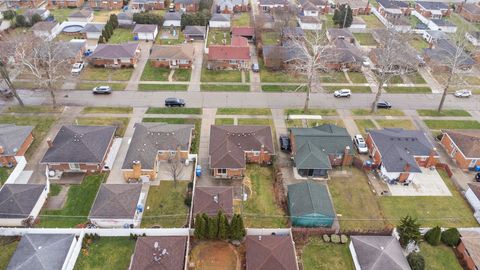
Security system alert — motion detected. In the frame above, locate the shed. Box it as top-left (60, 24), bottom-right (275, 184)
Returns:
top-left (133, 24), bottom-right (158, 40)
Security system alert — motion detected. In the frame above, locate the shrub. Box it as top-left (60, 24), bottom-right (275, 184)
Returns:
top-left (398, 215), bottom-right (421, 247)
top-left (323, 234), bottom-right (330, 242)
top-left (424, 226), bottom-right (441, 246)
top-left (331, 234), bottom-right (340, 244)
top-left (441, 228), bottom-right (460, 247)
top-left (184, 196), bottom-right (192, 207)
top-left (407, 253), bottom-right (425, 270)
top-left (340, 235), bottom-right (348, 244)
top-left (2, 10), bottom-right (16, 20)
top-left (194, 214), bottom-right (206, 240)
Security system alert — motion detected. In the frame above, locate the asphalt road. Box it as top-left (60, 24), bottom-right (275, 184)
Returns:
top-left (8, 89), bottom-right (480, 111)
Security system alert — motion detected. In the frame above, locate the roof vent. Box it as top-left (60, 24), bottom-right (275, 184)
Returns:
top-left (213, 194), bottom-right (219, 203)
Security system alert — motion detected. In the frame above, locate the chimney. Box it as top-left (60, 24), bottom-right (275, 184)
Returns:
top-left (260, 144), bottom-right (265, 164)
top-left (132, 161), bottom-right (141, 179)
top-left (47, 139), bottom-right (53, 148)
top-left (398, 163), bottom-right (410, 183)
top-left (425, 148), bottom-right (437, 168)
top-left (0, 146), bottom-right (4, 154)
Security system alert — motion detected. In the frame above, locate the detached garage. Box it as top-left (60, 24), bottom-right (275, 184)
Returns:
top-left (133, 24), bottom-right (158, 41)
top-left (287, 181), bottom-right (335, 227)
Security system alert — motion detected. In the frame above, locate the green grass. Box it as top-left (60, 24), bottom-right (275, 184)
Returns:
top-left (262, 85), bottom-right (307, 92)
top-left (5, 105), bottom-right (64, 114)
top-left (376, 119), bottom-right (416, 130)
top-left (74, 237), bottom-right (136, 270)
top-left (50, 184), bottom-right (62, 196)
top-left (12, 81), bottom-right (39, 89)
top-left (75, 117), bottom-right (130, 137)
top-left (80, 67), bottom-right (133, 81)
top-left (388, 75), bottom-right (404, 84)
top-left (93, 10), bottom-right (118, 23)
top-left (138, 84), bottom-right (188, 91)
top-left (351, 109), bottom-right (405, 116)
top-left (307, 119), bottom-right (344, 127)
top-left (39, 174), bottom-right (106, 228)
top-left (407, 72), bottom-right (426, 84)
top-left (409, 37), bottom-right (429, 53)
top-left (0, 167), bottom-right (12, 186)
top-left (242, 165), bottom-right (287, 228)
top-left (259, 59), bottom-right (305, 83)
top-left (424, 120), bottom-right (480, 130)
top-left (200, 84), bottom-right (249, 91)
top-left (0, 115), bottom-right (56, 159)
top-left (446, 13), bottom-right (477, 33)
top-left (217, 108), bottom-right (271, 115)
top-left (347, 72), bottom-right (368, 83)
top-left (285, 108), bottom-right (337, 116)
top-left (319, 72), bottom-right (348, 83)
top-left (50, 8), bottom-right (75, 22)
top-left (141, 181), bottom-right (189, 228)
top-left (232, 13), bottom-right (251, 26)
top-left (82, 106), bottom-right (133, 114)
top-left (379, 170), bottom-right (478, 227)
top-left (354, 119), bottom-right (376, 135)
top-left (238, 118), bottom-right (272, 125)
top-left (384, 86), bottom-right (431, 93)
top-left (261, 31), bottom-right (280, 46)
top-left (201, 69), bottom-right (242, 82)
top-left (157, 28), bottom-right (185, 45)
top-left (302, 237), bottom-right (354, 270)
top-left (146, 107), bottom-right (202, 114)
top-left (353, 33), bottom-right (378, 46)
top-left (0, 238), bottom-right (19, 270)
top-left (173, 69), bottom-right (191, 81)
top-left (215, 118), bottom-right (234, 125)
top-left (417, 109), bottom-right (471, 117)
top-left (76, 82), bottom-right (126, 91)
top-left (140, 63), bottom-right (170, 81)
top-left (142, 118), bottom-right (201, 154)
top-left (107, 28), bottom-right (133, 44)
top-left (419, 242), bottom-right (462, 270)
top-left (207, 29), bottom-right (231, 46)
top-left (359, 15), bottom-right (384, 29)
top-left (323, 86), bottom-right (372, 93)
top-left (286, 119), bottom-right (304, 128)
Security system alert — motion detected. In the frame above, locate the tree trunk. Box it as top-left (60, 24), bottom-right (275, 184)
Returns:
top-left (370, 81), bottom-right (383, 113)
top-left (437, 71), bottom-right (453, 113)
top-left (50, 88), bottom-right (57, 108)
top-left (303, 73), bottom-right (313, 113)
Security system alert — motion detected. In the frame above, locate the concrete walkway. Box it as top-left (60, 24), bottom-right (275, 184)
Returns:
top-left (249, 44), bottom-right (261, 92)
top-left (418, 67), bottom-right (443, 94)
top-left (338, 109), bottom-right (360, 136)
top-left (188, 42), bottom-right (205, 92)
top-left (196, 108), bottom-right (216, 186)
top-left (125, 41), bottom-right (152, 91)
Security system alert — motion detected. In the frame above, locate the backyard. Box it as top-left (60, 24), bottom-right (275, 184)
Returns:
top-left (0, 167), bottom-right (13, 186)
top-left (0, 237), bottom-right (18, 269)
top-left (301, 237), bottom-right (354, 270)
top-left (75, 117), bottom-right (130, 137)
top-left (261, 31), bottom-right (280, 46)
top-left (353, 33), bottom-right (377, 46)
top-left (49, 8), bottom-right (74, 22)
top-left (190, 241), bottom-right (241, 270)
top-left (232, 13), bottom-right (251, 27)
top-left (207, 29), bottom-right (231, 46)
top-left (142, 118), bottom-right (201, 153)
top-left (108, 28), bottom-right (133, 44)
top-left (419, 242), bottom-right (462, 270)
top-left (74, 237), bottom-right (136, 270)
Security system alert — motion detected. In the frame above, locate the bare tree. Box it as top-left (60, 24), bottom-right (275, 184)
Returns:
top-left (15, 35), bottom-right (70, 108)
top-left (272, 4), bottom-right (297, 30)
top-left (168, 147), bottom-right (184, 188)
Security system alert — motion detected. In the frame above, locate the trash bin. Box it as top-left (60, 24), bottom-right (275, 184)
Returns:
top-left (475, 165), bottom-right (480, 172)
top-left (196, 165), bottom-right (202, 177)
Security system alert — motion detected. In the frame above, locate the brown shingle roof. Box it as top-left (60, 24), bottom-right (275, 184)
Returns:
top-left (460, 231), bottom-right (480, 269)
top-left (246, 235), bottom-right (298, 270)
top-left (31, 21), bottom-right (58, 32)
top-left (193, 186), bottom-right (233, 216)
top-left (130, 236), bottom-right (187, 270)
top-left (149, 44), bottom-right (194, 61)
top-left (209, 125), bottom-right (274, 169)
top-left (443, 130), bottom-right (480, 158)
top-left (89, 184), bottom-right (142, 219)
top-left (89, 43), bottom-right (139, 59)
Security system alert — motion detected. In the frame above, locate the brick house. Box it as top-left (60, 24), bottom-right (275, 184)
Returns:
top-left (149, 44), bottom-right (195, 69)
top-left (366, 128), bottom-right (439, 183)
top-left (57, 40), bottom-right (87, 64)
top-left (289, 124), bottom-right (354, 179)
top-left (415, 1), bottom-right (450, 19)
top-left (48, 0), bottom-right (84, 8)
top-left (5, 0), bottom-right (43, 8)
top-left (130, 0), bottom-right (165, 10)
top-left (41, 125), bottom-right (117, 174)
top-left (174, 0), bottom-right (199, 12)
top-left (87, 43), bottom-right (141, 68)
top-left (207, 36), bottom-right (250, 70)
top-left (231, 26), bottom-right (255, 42)
top-left (121, 123), bottom-right (194, 182)
top-left (217, 0), bottom-right (248, 13)
top-left (89, 0), bottom-right (123, 9)
top-left (324, 39), bottom-right (363, 71)
top-left (456, 231), bottom-right (480, 270)
top-left (459, 3), bottom-right (480, 23)
top-left (440, 130), bottom-right (480, 171)
top-left (376, 0), bottom-right (411, 19)
top-left (209, 125), bottom-right (274, 179)
top-left (423, 39), bottom-right (475, 72)
top-left (0, 124), bottom-right (34, 166)
top-left (258, 0), bottom-right (286, 12)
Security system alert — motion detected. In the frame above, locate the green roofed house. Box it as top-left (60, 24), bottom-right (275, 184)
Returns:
top-left (289, 124), bottom-right (354, 179)
top-left (287, 181), bottom-right (335, 227)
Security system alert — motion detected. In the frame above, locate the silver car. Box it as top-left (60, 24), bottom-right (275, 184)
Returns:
top-left (92, 86), bottom-right (112, 94)
top-left (454, 89), bottom-right (472, 98)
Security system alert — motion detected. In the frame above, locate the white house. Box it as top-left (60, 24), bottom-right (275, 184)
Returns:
top-left (466, 183), bottom-right (480, 223)
top-left (428, 18), bottom-right (457, 33)
top-left (301, 1), bottom-right (319, 17)
top-left (81, 23), bottom-right (105, 40)
top-left (133, 24), bottom-right (158, 40)
top-left (0, 182), bottom-right (49, 226)
top-left (31, 21), bottom-right (61, 41)
top-left (163, 12), bottom-right (182, 27)
top-left (209, 13), bottom-right (231, 28)
top-left (297, 16), bottom-right (322, 30)
top-left (422, 30), bottom-right (447, 44)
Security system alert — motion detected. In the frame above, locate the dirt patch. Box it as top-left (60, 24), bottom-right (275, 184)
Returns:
top-left (189, 241), bottom-right (242, 270)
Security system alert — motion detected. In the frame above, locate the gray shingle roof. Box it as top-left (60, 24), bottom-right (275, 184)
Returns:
top-left (56, 41), bottom-right (86, 59)
top-left (368, 128), bottom-right (434, 173)
top-left (133, 24), bottom-right (157, 33)
top-left (164, 12), bottom-right (183, 21)
top-left (41, 125), bottom-right (116, 164)
top-left (89, 43), bottom-right (140, 59)
top-left (68, 9), bottom-right (93, 18)
top-left (424, 39), bottom-right (475, 67)
top-left (130, 236), bottom-right (187, 270)
top-left (350, 236), bottom-right (410, 270)
top-left (0, 184), bottom-right (46, 219)
top-left (210, 13), bottom-right (231, 22)
top-left (7, 234), bottom-right (75, 270)
top-left (376, 0), bottom-right (409, 9)
top-left (259, 0), bottom-right (286, 6)
top-left (89, 184), bottom-right (142, 219)
top-left (417, 1), bottom-right (448, 10)
top-left (122, 123), bottom-right (194, 170)
top-left (442, 129), bottom-right (480, 158)
top-left (0, 124), bottom-right (33, 156)
top-left (184, 25), bottom-right (206, 36)
top-left (287, 181), bottom-right (334, 218)
top-left (430, 18), bottom-right (455, 27)
top-left (246, 235), bottom-right (298, 270)
top-left (82, 23), bottom-right (105, 33)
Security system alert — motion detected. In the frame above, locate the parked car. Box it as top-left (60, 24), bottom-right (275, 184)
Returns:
top-left (71, 62), bottom-right (84, 75)
top-left (333, 89), bottom-right (351, 98)
top-left (165, 97), bottom-right (185, 107)
top-left (0, 88), bottom-right (14, 99)
top-left (377, 101), bottom-right (392, 109)
top-left (353, 134), bottom-right (368, 154)
top-left (279, 135), bottom-right (290, 152)
top-left (475, 172), bottom-right (480, 182)
top-left (168, 3), bottom-right (175, 11)
top-left (92, 86), bottom-right (112, 94)
top-left (251, 63), bottom-right (260, 72)
top-left (454, 89), bottom-right (472, 98)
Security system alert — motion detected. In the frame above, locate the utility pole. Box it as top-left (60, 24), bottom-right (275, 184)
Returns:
top-left (342, 4), bottom-right (349, 28)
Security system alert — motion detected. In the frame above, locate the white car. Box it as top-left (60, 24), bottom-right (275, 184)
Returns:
top-left (333, 89), bottom-right (351, 98)
top-left (454, 89), bottom-right (472, 98)
top-left (353, 134), bottom-right (368, 154)
top-left (71, 62), bottom-right (84, 75)
top-left (92, 86), bottom-right (112, 94)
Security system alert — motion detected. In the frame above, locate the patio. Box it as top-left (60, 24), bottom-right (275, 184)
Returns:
top-left (387, 167), bottom-right (452, 196)
top-left (159, 28), bottom-right (179, 40)
top-left (157, 161), bottom-right (194, 181)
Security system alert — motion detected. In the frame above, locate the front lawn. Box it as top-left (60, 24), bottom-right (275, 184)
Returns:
top-left (384, 86), bottom-right (431, 93)
top-left (302, 237), bottom-right (354, 270)
top-left (74, 237), bottom-right (136, 270)
top-left (232, 13), bottom-right (251, 26)
top-left (347, 72), bottom-right (368, 83)
top-left (419, 242), bottom-right (462, 270)
top-left (242, 165), bottom-right (288, 228)
top-left (215, 118), bottom-right (234, 125)
top-left (238, 118), bottom-right (272, 125)
top-left (201, 84), bottom-right (249, 91)
top-left (407, 72), bottom-right (427, 84)
top-left (0, 238), bottom-right (19, 270)
top-left (80, 67), bottom-right (133, 81)
top-left (142, 118), bottom-right (201, 153)
top-left (140, 63), bottom-right (170, 81)
top-left (75, 117), bottom-right (130, 137)
top-left (262, 84), bottom-right (307, 92)
top-left (285, 108), bottom-right (337, 116)
top-left (307, 119), bottom-right (345, 127)
top-left (141, 181), bottom-right (189, 228)
top-left (375, 119), bottom-right (416, 130)
top-left (351, 108), bottom-right (405, 116)
top-left (5, 105), bottom-right (64, 114)
top-left (107, 28), bottom-right (133, 44)
top-left (218, 108), bottom-right (271, 115)
top-left (207, 29), bottom-right (231, 46)
top-left (417, 109), bottom-right (471, 117)
top-left (157, 29), bottom-right (185, 45)
top-left (261, 31), bottom-right (280, 46)
top-left (201, 69), bottom-right (242, 82)
top-left (146, 107), bottom-right (202, 114)
top-left (259, 59), bottom-right (305, 83)
top-left (76, 82), bottom-right (126, 91)
top-left (173, 69), bottom-right (191, 81)
top-left (39, 174), bottom-right (106, 228)
top-left (353, 33), bottom-right (378, 46)
top-left (424, 120), bottom-right (480, 130)
top-left (319, 72), bottom-right (348, 83)
top-left (0, 167), bottom-right (13, 186)
top-left (82, 106), bottom-right (133, 114)
top-left (354, 119), bottom-right (376, 135)
top-left (138, 84), bottom-right (188, 91)
top-left (323, 86), bottom-right (372, 93)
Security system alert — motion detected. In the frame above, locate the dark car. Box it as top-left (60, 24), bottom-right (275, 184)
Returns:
top-left (476, 173), bottom-right (480, 182)
top-left (0, 88), bottom-right (14, 99)
top-left (165, 97), bottom-right (185, 107)
top-left (279, 135), bottom-right (290, 152)
top-left (377, 101), bottom-right (392, 109)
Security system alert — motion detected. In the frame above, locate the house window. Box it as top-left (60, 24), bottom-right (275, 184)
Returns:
top-left (229, 60), bottom-right (237, 64)
top-left (69, 163), bottom-right (81, 170)
top-left (179, 60), bottom-right (188, 64)
top-left (252, 151), bottom-right (260, 156)
top-left (217, 168), bottom-right (227, 174)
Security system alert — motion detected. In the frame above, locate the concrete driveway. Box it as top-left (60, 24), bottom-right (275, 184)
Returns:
top-left (126, 41), bottom-right (153, 91)
top-left (188, 41), bottom-right (205, 92)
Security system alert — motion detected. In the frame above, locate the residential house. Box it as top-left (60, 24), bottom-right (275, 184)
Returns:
top-left (327, 28), bottom-right (355, 43)
top-left (133, 24), bottom-right (158, 40)
top-left (423, 30), bottom-right (447, 44)
top-left (41, 125), bottom-right (117, 174)
top-left (49, 0), bottom-right (84, 8)
top-left (82, 23), bottom-right (105, 39)
top-left (0, 124), bottom-right (34, 166)
top-left (57, 40), bottom-right (87, 64)
top-left (376, 0), bottom-right (410, 19)
top-left (369, 46), bottom-right (420, 72)
top-left (149, 44), bottom-right (195, 68)
top-left (24, 8), bottom-right (50, 21)
top-left (323, 38), bottom-right (363, 71)
top-left (231, 26), bottom-right (255, 41)
top-left (289, 124), bottom-right (354, 178)
top-left (299, 0), bottom-right (329, 16)
top-left (428, 18), bottom-right (457, 33)
top-left (130, 0), bottom-right (165, 10)
top-left (440, 130), bottom-right (480, 170)
top-left (281, 27), bottom-right (305, 42)
top-left (262, 45), bottom-right (301, 70)
top-left (31, 21), bottom-right (61, 41)
top-left (349, 236), bottom-right (410, 270)
top-left (67, 10), bottom-right (94, 22)
top-left (287, 181), bottom-right (335, 227)
top-left (459, 3), bottom-right (480, 23)
top-left (174, 0), bottom-right (199, 12)
top-left (129, 236), bottom-right (187, 270)
top-left (88, 43), bottom-right (141, 67)
top-left (457, 231), bottom-right (480, 270)
top-left (335, 0), bottom-right (370, 15)
top-left (415, 1), bottom-right (450, 19)
top-left (193, 186), bottom-right (233, 217)
top-left (5, 0), bottom-right (43, 8)
top-left (209, 125), bottom-right (274, 179)
top-left (297, 16), bottom-right (322, 30)
top-left (465, 183), bottom-right (480, 223)
top-left (184, 25), bottom-right (206, 40)
top-left (118, 12), bottom-right (134, 26)
top-left (89, 0), bottom-right (123, 9)
top-left (0, 183), bottom-right (48, 226)
top-left (256, 13), bottom-right (275, 29)
top-left (366, 128), bottom-right (439, 183)
top-left (246, 235), bottom-right (299, 270)
top-left (163, 12), bottom-right (183, 27)
top-left (209, 13), bottom-right (231, 28)
top-left (258, 0), bottom-right (286, 12)
top-left (423, 39), bottom-right (475, 72)
top-left (121, 123), bottom-right (194, 181)
top-left (89, 184), bottom-right (145, 228)
top-left (7, 234), bottom-right (79, 269)
top-left (217, 0), bottom-right (248, 13)
top-left (207, 36), bottom-right (250, 70)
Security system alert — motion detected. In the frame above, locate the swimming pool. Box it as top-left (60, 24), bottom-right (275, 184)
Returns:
top-left (62, 25), bottom-right (84, 33)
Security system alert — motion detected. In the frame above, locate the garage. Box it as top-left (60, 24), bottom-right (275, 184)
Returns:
top-left (133, 24), bottom-right (158, 41)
